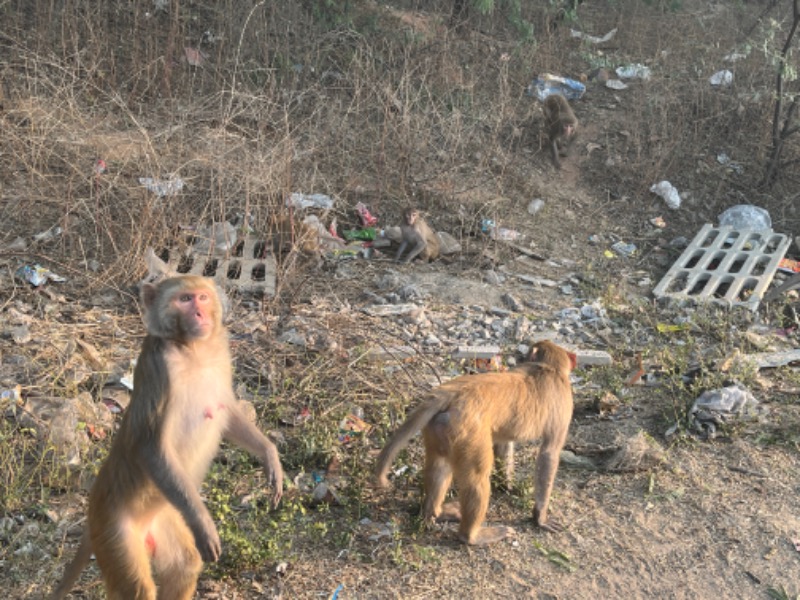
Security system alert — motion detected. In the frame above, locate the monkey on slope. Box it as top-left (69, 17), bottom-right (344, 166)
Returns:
top-left (543, 94), bottom-right (578, 170)
top-left (51, 275), bottom-right (284, 600)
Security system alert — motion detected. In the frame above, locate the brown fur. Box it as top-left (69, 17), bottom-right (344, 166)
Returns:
top-left (543, 94), bottom-right (578, 170)
top-left (396, 208), bottom-right (440, 263)
top-left (51, 275), bottom-right (284, 600)
top-left (375, 340), bottom-right (575, 545)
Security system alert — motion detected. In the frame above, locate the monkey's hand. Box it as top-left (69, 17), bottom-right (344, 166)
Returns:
top-left (264, 447), bottom-right (284, 508)
top-left (190, 511), bottom-right (222, 562)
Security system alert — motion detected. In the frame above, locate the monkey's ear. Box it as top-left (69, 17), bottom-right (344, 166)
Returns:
top-left (141, 283), bottom-right (158, 310)
top-left (567, 352), bottom-right (577, 371)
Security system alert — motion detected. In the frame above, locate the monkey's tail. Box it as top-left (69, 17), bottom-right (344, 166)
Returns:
top-left (374, 393), bottom-right (450, 488)
top-left (50, 531), bottom-right (93, 600)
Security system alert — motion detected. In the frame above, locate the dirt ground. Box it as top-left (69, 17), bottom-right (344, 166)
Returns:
top-left (1, 0), bottom-right (799, 598)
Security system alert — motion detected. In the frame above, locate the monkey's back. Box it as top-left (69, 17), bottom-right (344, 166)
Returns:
top-left (438, 367), bottom-right (571, 444)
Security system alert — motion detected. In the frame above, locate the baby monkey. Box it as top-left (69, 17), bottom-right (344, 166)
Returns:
top-left (543, 94), bottom-right (578, 170)
top-left (396, 208), bottom-right (440, 263)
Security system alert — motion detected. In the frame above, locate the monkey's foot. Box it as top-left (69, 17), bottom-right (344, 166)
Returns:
top-left (533, 507), bottom-right (565, 532)
top-left (460, 525), bottom-right (516, 546)
top-left (435, 502), bottom-right (462, 523)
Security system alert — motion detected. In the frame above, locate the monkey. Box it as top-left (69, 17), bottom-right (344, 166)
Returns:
top-left (374, 340), bottom-right (576, 545)
top-left (271, 213), bottom-right (320, 256)
top-left (51, 275), bottom-right (284, 600)
top-left (395, 208), bottom-right (440, 263)
top-left (543, 94), bottom-right (578, 170)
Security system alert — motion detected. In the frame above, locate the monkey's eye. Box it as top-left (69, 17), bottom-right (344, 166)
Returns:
top-left (179, 294), bottom-right (192, 303)
top-left (197, 293), bottom-right (209, 302)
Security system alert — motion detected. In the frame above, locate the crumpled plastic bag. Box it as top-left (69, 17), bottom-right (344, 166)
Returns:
top-left (718, 204), bottom-right (772, 230)
top-left (689, 385), bottom-right (762, 438)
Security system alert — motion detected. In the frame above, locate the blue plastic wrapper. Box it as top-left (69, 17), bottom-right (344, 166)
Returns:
top-left (526, 74), bottom-right (586, 101)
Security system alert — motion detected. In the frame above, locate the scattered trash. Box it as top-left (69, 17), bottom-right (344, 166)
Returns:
top-left (656, 322), bottom-right (690, 333)
top-left (312, 481), bottom-right (342, 505)
top-left (16, 264), bottom-right (66, 286)
top-left (616, 64), bottom-right (651, 80)
top-left (331, 583), bottom-right (344, 600)
top-left (778, 257), bottom-right (800, 274)
top-left (716, 152), bottom-right (744, 174)
top-left (611, 241), bottom-right (636, 257)
top-left (436, 231), bottom-right (462, 255)
top-left (338, 413), bottom-right (371, 445)
top-left (528, 198), bottom-right (545, 215)
top-left (93, 158), bottom-right (107, 175)
top-left (724, 47), bottom-right (750, 62)
top-left (343, 227), bottom-right (377, 241)
top-left (139, 176), bottom-right (184, 197)
top-left (0, 385), bottom-right (22, 405)
top-left (482, 219), bottom-right (522, 241)
top-left (192, 221), bottom-right (237, 256)
top-left (605, 79), bottom-right (629, 90)
top-left (709, 70), bottom-right (733, 87)
top-left (689, 385), bottom-right (762, 438)
top-left (303, 215), bottom-right (346, 251)
top-left (650, 216), bottom-right (666, 228)
top-left (650, 180), bottom-right (681, 210)
top-left (286, 192), bottom-right (334, 210)
top-left (718, 204), bottom-right (771, 230)
top-left (355, 202), bottom-right (378, 226)
top-left (570, 27), bottom-right (617, 44)
top-left (33, 225), bottom-right (63, 243)
top-left (526, 73), bottom-right (586, 101)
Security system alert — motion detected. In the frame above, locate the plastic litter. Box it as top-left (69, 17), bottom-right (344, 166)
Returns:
top-left (528, 199), bottom-right (545, 215)
top-left (709, 70), bottom-right (733, 87)
top-left (139, 176), bottom-right (184, 197)
top-left (481, 219), bottom-right (522, 241)
top-left (716, 152), bottom-right (743, 174)
top-left (526, 73), bottom-right (586, 101)
top-left (718, 204), bottom-right (771, 230)
top-left (286, 192), bottom-right (334, 210)
top-left (355, 202), bottom-right (378, 226)
top-left (649, 181), bottom-right (681, 210)
top-left (343, 228), bottom-right (376, 241)
top-left (16, 264), bottom-right (66, 286)
top-left (615, 64), bottom-right (651, 80)
top-left (605, 79), bottom-right (628, 90)
top-left (570, 27), bottom-right (617, 44)
top-left (689, 385), bottom-right (761, 438)
top-left (611, 241), bottom-right (636, 257)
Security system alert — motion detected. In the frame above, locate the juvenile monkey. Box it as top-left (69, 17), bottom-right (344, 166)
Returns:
top-left (543, 94), bottom-right (578, 170)
top-left (395, 208), bottom-right (440, 263)
top-left (51, 275), bottom-right (284, 600)
top-left (375, 340), bottom-right (575, 545)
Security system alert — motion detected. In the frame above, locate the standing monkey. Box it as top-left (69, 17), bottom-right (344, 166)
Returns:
top-left (51, 275), bottom-right (284, 600)
top-left (543, 94), bottom-right (578, 170)
top-left (395, 208), bottom-right (440, 263)
top-left (375, 340), bottom-right (576, 545)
